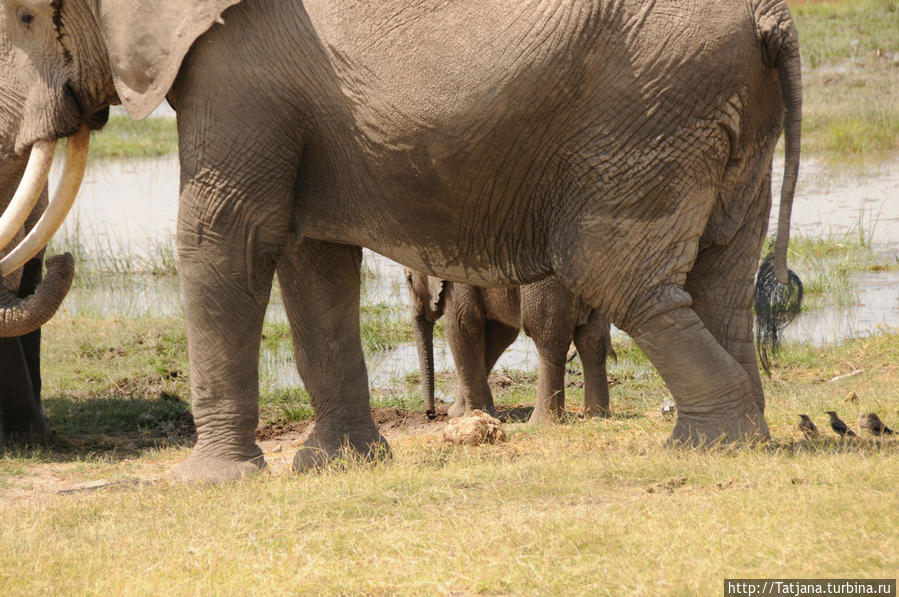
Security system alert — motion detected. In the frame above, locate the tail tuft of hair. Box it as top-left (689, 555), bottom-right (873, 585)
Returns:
top-left (754, 248), bottom-right (803, 374)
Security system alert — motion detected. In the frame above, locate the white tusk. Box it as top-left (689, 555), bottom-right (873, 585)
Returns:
top-left (0, 125), bottom-right (90, 277)
top-left (0, 140), bottom-right (56, 251)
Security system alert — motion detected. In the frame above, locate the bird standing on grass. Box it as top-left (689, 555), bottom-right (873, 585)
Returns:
top-left (858, 412), bottom-right (894, 437)
top-left (797, 414), bottom-right (818, 439)
top-left (825, 411), bottom-right (856, 437)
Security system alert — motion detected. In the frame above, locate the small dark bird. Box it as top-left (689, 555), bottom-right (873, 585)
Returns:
top-left (858, 412), bottom-right (894, 437)
top-left (825, 411), bottom-right (856, 437)
top-left (797, 414), bottom-right (818, 439)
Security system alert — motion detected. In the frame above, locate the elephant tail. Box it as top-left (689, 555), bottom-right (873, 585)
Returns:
top-left (759, 4), bottom-right (802, 286)
top-left (754, 2), bottom-right (804, 374)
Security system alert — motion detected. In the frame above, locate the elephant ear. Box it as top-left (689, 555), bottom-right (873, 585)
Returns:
top-left (427, 277), bottom-right (446, 314)
top-left (99, 0), bottom-right (242, 120)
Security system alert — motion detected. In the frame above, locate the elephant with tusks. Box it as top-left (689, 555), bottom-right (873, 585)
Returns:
top-left (0, 0), bottom-right (802, 480)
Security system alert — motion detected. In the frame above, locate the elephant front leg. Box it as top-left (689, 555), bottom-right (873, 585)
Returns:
top-left (277, 239), bottom-right (389, 472)
top-left (0, 257), bottom-right (51, 443)
top-left (0, 337), bottom-right (50, 443)
top-left (624, 286), bottom-right (769, 445)
top-left (171, 191), bottom-right (282, 482)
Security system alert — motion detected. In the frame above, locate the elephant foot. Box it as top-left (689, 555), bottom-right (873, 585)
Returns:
top-left (528, 406), bottom-right (565, 425)
top-left (528, 393), bottom-right (566, 424)
top-left (667, 399), bottom-right (770, 447)
top-left (448, 398), bottom-right (497, 419)
top-left (583, 406), bottom-right (611, 419)
top-left (172, 449), bottom-right (266, 482)
top-left (447, 398), bottom-right (466, 418)
top-left (292, 426), bottom-right (391, 472)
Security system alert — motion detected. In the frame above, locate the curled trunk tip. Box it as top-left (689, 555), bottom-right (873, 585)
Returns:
top-left (0, 252), bottom-right (74, 337)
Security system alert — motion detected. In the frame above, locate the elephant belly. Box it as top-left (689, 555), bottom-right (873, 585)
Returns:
top-left (297, 0), bottom-right (763, 296)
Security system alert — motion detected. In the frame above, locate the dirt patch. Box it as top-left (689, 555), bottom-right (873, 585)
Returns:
top-left (372, 407), bottom-right (450, 438)
top-left (255, 419), bottom-right (313, 442)
top-left (255, 407), bottom-right (449, 445)
top-left (251, 407), bottom-right (454, 474)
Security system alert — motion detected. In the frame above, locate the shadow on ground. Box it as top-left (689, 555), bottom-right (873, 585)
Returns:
top-left (1, 394), bottom-right (196, 463)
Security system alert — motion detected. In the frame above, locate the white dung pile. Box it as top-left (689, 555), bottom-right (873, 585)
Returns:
top-left (443, 410), bottom-right (507, 446)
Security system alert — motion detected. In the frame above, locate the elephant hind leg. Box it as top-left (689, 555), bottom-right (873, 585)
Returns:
top-left (521, 279), bottom-right (578, 424)
top-left (277, 239), bottom-right (389, 472)
top-left (483, 320), bottom-right (519, 373)
top-left (687, 180), bottom-right (772, 416)
top-left (623, 285), bottom-right (768, 445)
top-left (574, 310), bottom-right (612, 418)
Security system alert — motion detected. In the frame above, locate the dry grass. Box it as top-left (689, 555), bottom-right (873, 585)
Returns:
top-left (1, 331), bottom-right (897, 595)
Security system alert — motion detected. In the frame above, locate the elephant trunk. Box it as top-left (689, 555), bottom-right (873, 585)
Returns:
top-left (412, 314), bottom-right (437, 419)
top-left (0, 253), bottom-right (74, 337)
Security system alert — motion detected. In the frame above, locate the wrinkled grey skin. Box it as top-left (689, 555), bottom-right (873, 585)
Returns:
top-left (0, 154), bottom-right (51, 445)
top-left (0, 0), bottom-right (802, 480)
top-left (405, 269), bottom-right (611, 423)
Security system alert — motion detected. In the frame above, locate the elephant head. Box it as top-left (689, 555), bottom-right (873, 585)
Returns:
top-left (0, 0), bottom-right (241, 334)
top-left (404, 268), bottom-right (446, 419)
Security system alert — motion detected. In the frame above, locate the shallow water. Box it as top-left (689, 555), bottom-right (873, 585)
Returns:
top-left (42, 154), bottom-right (899, 388)
top-left (770, 157), bottom-right (899, 247)
top-left (52, 157), bottom-right (180, 258)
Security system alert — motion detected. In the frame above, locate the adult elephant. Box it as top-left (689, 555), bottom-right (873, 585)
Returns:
top-left (0, 0), bottom-right (802, 480)
top-left (404, 269), bottom-right (612, 423)
top-left (0, 153), bottom-right (75, 444)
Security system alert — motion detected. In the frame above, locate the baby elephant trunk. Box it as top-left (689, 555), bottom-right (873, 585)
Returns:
top-left (413, 315), bottom-right (437, 419)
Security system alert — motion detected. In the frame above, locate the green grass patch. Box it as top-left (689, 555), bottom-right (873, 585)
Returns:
top-left (89, 115), bottom-right (178, 159)
top-left (258, 388), bottom-right (314, 426)
top-left (42, 315), bottom-right (189, 401)
top-left (36, 315), bottom-right (191, 449)
top-left (790, 0), bottom-right (899, 163)
top-left (801, 66), bottom-right (899, 160)
top-left (790, 0), bottom-right (899, 68)
top-left (360, 302), bottom-right (414, 353)
top-left (47, 226), bottom-right (178, 278)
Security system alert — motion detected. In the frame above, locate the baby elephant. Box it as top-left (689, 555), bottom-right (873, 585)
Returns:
top-left (404, 269), bottom-right (612, 424)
